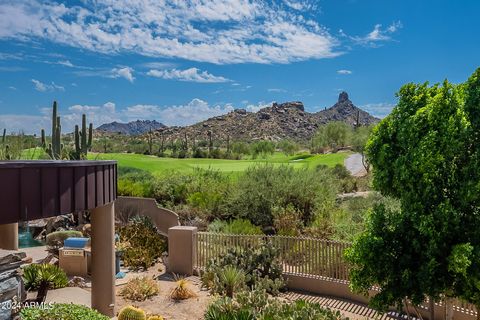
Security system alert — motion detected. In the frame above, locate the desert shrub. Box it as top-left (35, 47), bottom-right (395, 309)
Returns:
top-left (226, 165), bottom-right (338, 227)
top-left (207, 219), bottom-right (262, 235)
top-left (201, 242), bottom-right (285, 295)
top-left (205, 288), bottom-right (346, 320)
top-left (117, 167), bottom-right (154, 198)
top-left (153, 168), bottom-right (229, 217)
top-left (231, 142), bottom-right (250, 157)
top-left (312, 121), bottom-right (352, 153)
top-left (277, 139), bottom-right (299, 156)
top-left (192, 147), bottom-right (208, 158)
top-left (20, 303), bottom-right (109, 320)
top-left (215, 266), bottom-right (246, 298)
top-left (205, 296), bottom-right (254, 320)
top-left (330, 164), bottom-right (357, 193)
top-left (169, 276), bottom-right (197, 300)
top-left (119, 276), bottom-right (160, 301)
top-left (272, 205), bottom-right (303, 236)
top-left (22, 264), bottom-right (68, 290)
top-left (250, 141), bottom-right (275, 159)
top-left (45, 230), bottom-right (83, 254)
top-left (118, 217), bottom-right (167, 270)
top-left (209, 148), bottom-right (226, 159)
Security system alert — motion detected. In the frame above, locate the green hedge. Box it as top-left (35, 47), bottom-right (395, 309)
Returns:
top-left (20, 303), bottom-right (109, 320)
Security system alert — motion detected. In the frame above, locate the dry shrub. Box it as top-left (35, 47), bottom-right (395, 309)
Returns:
top-left (169, 276), bottom-right (197, 301)
top-left (119, 276), bottom-right (160, 301)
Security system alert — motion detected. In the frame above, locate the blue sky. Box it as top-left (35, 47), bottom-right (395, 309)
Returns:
top-left (0, 0), bottom-right (479, 134)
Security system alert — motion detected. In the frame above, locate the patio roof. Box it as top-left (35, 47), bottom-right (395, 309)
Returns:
top-left (0, 160), bottom-right (117, 224)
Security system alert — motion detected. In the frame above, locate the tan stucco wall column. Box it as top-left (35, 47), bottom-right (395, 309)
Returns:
top-left (168, 226), bottom-right (197, 275)
top-left (0, 223), bottom-right (18, 250)
top-left (90, 202), bottom-right (115, 317)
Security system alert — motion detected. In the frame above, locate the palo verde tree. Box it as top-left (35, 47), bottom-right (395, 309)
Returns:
top-left (346, 68), bottom-right (480, 314)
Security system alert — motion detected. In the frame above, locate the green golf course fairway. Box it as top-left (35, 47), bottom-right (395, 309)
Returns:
top-left (89, 152), bottom-right (350, 174)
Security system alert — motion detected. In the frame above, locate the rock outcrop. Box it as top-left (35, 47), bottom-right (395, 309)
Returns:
top-left (151, 92), bottom-right (379, 142)
top-left (97, 120), bottom-right (166, 135)
top-left (0, 250), bottom-right (27, 320)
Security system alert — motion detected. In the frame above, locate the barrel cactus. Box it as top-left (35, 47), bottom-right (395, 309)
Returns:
top-left (118, 306), bottom-right (146, 320)
top-left (147, 316), bottom-right (164, 320)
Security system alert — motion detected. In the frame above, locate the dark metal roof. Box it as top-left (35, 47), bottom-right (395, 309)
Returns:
top-left (0, 160), bottom-right (117, 224)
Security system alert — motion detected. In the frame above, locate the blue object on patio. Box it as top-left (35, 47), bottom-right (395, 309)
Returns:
top-left (64, 237), bottom-right (89, 249)
top-left (116, 271), bottom-right (126, 279)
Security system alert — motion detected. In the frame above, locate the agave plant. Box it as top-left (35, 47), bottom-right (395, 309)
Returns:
top-left (217, 266), bottom-right (246, 298)
top-left (169, 275), bottom-right (197, 300)
top-left (22, 263), bottom-right (68, 303)
top-left (22, 264), bottom-right (68, 291)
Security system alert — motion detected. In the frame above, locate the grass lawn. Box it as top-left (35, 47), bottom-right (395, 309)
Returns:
top-left (89, 151), bottom-right (350, 174)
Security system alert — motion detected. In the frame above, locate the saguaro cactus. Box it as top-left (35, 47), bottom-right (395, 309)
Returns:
top-left (73, 114), bottom-right (93, 160)
top-left (42, 101), bottom-right (62, 159)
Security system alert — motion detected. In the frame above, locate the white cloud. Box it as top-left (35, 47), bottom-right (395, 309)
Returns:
top-left (267, 88), bottom-right (287, 93)
top-left (283, 0), bottom-right (318, 11)
top-left (8, 86), bottom-right (16, 90)
top-left (245, 102), bottom-right (271, 113)
top-left (360, 102), bottom-right (395, 118)
top-left (337, 69), bottom-right (352, 75)
top-left (0, 0), bottom-right (340, 64)
top-left (353, 21), bottom-right (402, 45)
top-left (0, 115), bottom-right (50, 135)
top-left (141, 62), bottom-right (176, 69)
top-left (124, 99), bottom-right (235, 126)
top-left (57, 60), bottom-right (74, 67)
top-left (31, 79), bottom-right (65, 92)
top-left (110, 67), bottom-right (135, 82)
top-left (0, 98), bottom-right (251, 133)
top-left (147, 68), bottom-right (230, 83)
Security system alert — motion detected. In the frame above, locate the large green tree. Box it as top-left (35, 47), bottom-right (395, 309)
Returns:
top-left (346, 68), bottom-right (480, 312)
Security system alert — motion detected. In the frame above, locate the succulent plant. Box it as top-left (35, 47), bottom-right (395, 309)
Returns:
top-left (147, 316), bottom-right (164, 320)
top-left (117, 306), bottom-right (146, 320)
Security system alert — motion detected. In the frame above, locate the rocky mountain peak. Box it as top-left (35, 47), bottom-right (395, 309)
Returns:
top-left (272, 101), bottom-right (304, 112)
top-left (338, 91), bottom-right (350, 103)
top-left (97, 119), bottom-right (166, 135)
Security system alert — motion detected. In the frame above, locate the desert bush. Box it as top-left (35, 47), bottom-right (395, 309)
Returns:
top-left (119, 276), bottom-right (160, 301)
top-left (312, 121), bottom-right (352, 153)
top-left (207, 219), bottom-right (262, 235)
top-left (20, 303), bottom-right (109, 320)
top-left (22, 264), bottom-right (68, 290)
top-left (205, 288), bottom-right (347, 320)
top-left (169, 276), bottom-right (197, 300)
top-left (225, 165), bottom-right (338, 227)
top-left (117, 167), bottom-right (154, 198)
top-left (153, 168), bottom-right (229, 217)
top-left (231, 142), bottom-right (250, 157)
top-left (118, 217), bottom-right (167, 270)
top-left (330, 164), bottom-right (357, 193)
top-left (277, 139), bottom-right (299, 156)
top-left (201, 242), bottom-right (285, 295)
top-left (250, 140), bottom-right (275, 159)
top-left (272, 205), bottom-right (303, 236)
top-left (216, 266), bottom-right (246, 298)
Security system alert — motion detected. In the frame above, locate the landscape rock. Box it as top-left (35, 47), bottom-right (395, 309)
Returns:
top-left (0, 250), bottom-right (27, 320)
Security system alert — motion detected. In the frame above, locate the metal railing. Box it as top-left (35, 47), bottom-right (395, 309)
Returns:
top-left (195, 232), bottom-right (349, 281)
top-left (193, 231), bottom-right (478, 320)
